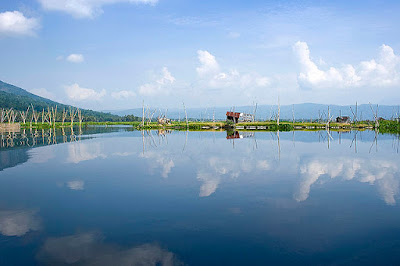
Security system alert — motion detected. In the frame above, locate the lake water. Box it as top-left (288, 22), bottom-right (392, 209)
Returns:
top-left (1, 127), bottom-right (400, 265)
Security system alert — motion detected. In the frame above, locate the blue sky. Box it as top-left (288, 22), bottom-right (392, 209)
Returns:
top-left (0, 0), bottom-right (400, 110)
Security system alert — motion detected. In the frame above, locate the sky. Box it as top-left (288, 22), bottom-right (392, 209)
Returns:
top-left (0, 0), bottom-right (400, 111)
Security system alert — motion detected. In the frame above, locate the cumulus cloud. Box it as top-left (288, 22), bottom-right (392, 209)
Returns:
top-left (196, 50), bottom-right (220, 76)
top-left (295, 157), bottom-right (399, 205)
top-left (0, 210), bottom-right (41, 237)
top-left (38, 0), bottom-right (158, 19)
top-left (293, 41), bottom-right (400, 89)
top-left (111, 90), bottom-right (136, 99)
top-left (65, 83), bottom-right (106, 101)
top-left (196, 50), bottom-right (271, 89)
top-left (0, 11), bottom-right (39, 36)
top-left (67, 180), bottom-right (85, 190)
top-left (66, 53), bottom-right (84, 63)
top-left (138, 67), bottom-right (175, 96)
top-left (37, 232), bottom-right (180, 265)
top-left (29, 88), bottom-right (57, 101)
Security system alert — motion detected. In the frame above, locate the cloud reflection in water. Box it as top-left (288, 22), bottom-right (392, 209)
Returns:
top-left (296, 157), bottom-right (399, 205)
top-left (37, 232), bottom-right (181, 266)
top-left (0, 209), bottom-right (41, 237)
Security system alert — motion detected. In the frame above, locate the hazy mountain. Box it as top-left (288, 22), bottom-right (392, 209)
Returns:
top-left (0, 80), bottom-right (121, 121)
top-left (106, 103), bottom-right (400, 121)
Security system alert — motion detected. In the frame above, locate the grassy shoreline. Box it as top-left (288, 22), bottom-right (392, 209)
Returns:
top-left (17, 120), bottom-right (400, 134)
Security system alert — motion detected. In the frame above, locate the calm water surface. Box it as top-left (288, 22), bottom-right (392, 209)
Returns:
top-left (1, 127), bottom-right (400, 265)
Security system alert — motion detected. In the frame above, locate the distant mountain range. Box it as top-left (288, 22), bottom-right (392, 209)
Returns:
top-left (2, 80), bottom-right (398, 122)
top-left (106, 103), bottom-right (400, 121)
top-left (0, 80), bottom-right (121, 121)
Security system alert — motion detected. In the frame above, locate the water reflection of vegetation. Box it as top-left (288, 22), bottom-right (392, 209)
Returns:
top-left (0, 127), bottom-right (83, 149)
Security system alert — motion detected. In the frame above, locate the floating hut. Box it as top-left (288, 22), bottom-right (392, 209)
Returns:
top-left (226, 112), bottom-right (254, 123)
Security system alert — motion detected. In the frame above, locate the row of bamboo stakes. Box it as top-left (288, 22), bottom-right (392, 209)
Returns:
top-left (0, 105), bottom-right (83, 127)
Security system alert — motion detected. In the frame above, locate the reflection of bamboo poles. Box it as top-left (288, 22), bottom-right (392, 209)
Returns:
top-left (350, 131), bottom-right (358, 153)
top-left (278, 130), bottom-right (281, 160)
top-left (62, 127), bottom-right (67, 143)
top-left (0, 126), bottom-right (88, 148)
top-left (70, 126), bottom-right (76, 142)
top-left (369, 129), bottom-right (378, 153)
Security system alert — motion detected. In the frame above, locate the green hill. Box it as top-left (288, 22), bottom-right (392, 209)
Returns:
top-left (0, 80), bottom-right (128, 122)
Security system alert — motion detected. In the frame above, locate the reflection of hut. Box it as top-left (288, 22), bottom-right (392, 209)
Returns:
top-left (226, 131), bottom-right (240, 139)
top-left (226, 112), bottom-right (254, 123)
top-left (336, 116), bottom-right (350, 123)
top-left (226, 131), bottom-right (255, 139)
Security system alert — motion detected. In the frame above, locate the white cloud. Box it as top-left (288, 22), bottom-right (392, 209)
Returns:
top-left (0, 11), bottom-right (39, 36)
top-left (38, 0), bottom-right (158, 19)
top-left (196, 50), bottom-right (220, 76)
top-left (293, 41), bottom-right (400, 89)
top-left (67, 180), bottom-right (85, 190)
top-left (37, 232), bottom-right (180, 265)
top-left (111, 90), bottom-right (136, 99)
top-left (65, 83), bottom-right (106, 101)
top-left (0, 210), bottom-right (41, 237)
top-left (138, 67), bottom-right (175, 96)
top-left (29, 88), bottom-right (57, 100)
top-left (196, 50), bottom-right (271, 89)
top-left (66, 54), bottom-right (84, 63)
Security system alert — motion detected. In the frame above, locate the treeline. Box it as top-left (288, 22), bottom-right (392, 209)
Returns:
top-left (0, 91), bottom-right (140, 122)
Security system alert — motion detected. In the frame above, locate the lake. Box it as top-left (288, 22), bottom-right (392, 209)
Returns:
top-left (0, 127), bottom-right (400, 265)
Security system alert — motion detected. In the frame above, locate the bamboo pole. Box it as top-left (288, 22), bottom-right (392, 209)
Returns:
top-left (183, 102), bottom-right (188, 130)
top-left (277, 96), bottom-right (280, 126)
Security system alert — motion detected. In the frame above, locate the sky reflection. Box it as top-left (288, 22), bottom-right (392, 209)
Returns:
top-left (0, 128), bottom-right (400, 264)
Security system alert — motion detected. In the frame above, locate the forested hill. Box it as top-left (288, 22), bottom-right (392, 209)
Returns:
top-left (0, 80), bottom-right (129, 122)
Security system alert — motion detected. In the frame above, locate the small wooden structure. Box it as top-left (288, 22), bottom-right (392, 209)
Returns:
top-left (226, 112), bottom-right (254, 123)
top-left (336, 116), bottom-right (351, 123)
